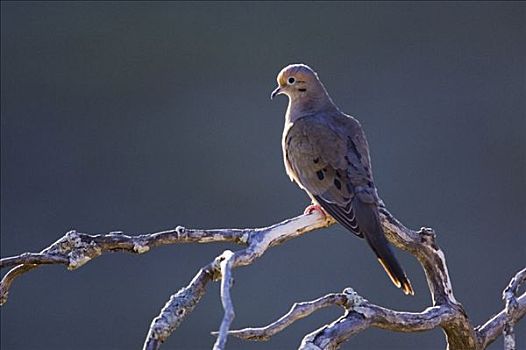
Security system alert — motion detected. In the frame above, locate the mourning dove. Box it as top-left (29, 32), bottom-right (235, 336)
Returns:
top-left (271, 63), bottom-right (414, 295)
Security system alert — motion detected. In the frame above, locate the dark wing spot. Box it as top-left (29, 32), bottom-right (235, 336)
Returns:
top-left (313, 157), bottom-right (320, 164)
top-left (349, 162), bottom-right (359, 171)
top-left (368, 181), bottom-right (374, 187)
top-left (316, 170), bottom-right (324, 180)
top-left (348, 137), bottom-right (362, 160)
top-left (344, 155), bottom-right (359, 171)
top-left (334, 178), bottom-right (342, 190)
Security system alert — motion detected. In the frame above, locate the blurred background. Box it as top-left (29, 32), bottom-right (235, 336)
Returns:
top-left (1, 2), bottom-right (525, 349)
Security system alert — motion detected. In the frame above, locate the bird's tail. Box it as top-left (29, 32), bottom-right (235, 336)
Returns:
top-left (353, 199), bottom-right (414, 296)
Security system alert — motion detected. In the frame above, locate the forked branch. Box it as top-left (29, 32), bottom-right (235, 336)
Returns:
top-left (1, 209), bottom-right (524, 350)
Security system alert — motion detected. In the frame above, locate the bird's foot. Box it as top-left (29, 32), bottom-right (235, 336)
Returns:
top-left (304, 204), bottom-right (326, 216)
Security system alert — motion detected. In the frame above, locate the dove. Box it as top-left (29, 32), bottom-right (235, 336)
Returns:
top-left (271, 64), bottom-right (414, 295)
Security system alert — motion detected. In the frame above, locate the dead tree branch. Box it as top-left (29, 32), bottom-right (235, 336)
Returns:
top-left (213, 250), bottom-right (236, 350)
top-left (298, 290), bottom-right (456, 350)
top-left (224, 290), bottom-right (352, 341)
top-left (1, 209), bottom-right (524, 349)
top-left (502, 267), bottom-right (526, 349)
top-left (225, 287), bottom-right (454, 344)
top-left (475, 267), bottom-right (526, 350)
top-left (0, 225), bottom-right (252, 305)
top-left (143, 259), bottom-right (218, 350)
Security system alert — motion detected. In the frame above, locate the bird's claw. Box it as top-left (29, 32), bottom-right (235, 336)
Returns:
top-left (304, 204), bottom-right (326, 216)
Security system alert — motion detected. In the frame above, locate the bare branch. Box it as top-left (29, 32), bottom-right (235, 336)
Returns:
top-left (142, 261), bottom-right (216, 350)
top-left (299, 290), bottom-right (455, 349)
top-left (224, 286), bottom-right (454, 348)
top-left (223, 208), bottom-right (500, 350)
top-left (0, 253), bottom-right (69, 268)
top-left (379, 209), bottom-right (459, 306)
top-left (1, 226), bottom-right (249, 271)
top-left (2, 208), bottom-right (524, 350)
top-left (139, 211), bottom-right (333, 348)
top-left (225, 290), bottom-right (351, 341)
top-left (1, 214), bottom-right (330, 305)
top-left (476, 268), bottom-right (526, 349)
top-left (213, 250), bottom-right (236, 350)
top-left (503, 267), bottom-right (526, 350)
top-left (378, 209), bottom-right (479, 349)
top-left (0, 264), bottom-right (39, 305)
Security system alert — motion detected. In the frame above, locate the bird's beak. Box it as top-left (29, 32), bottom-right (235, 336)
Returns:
top-left (270, 86), bottom-right (282, 100)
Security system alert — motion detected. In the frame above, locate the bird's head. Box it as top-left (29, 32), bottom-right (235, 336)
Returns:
top-left (271, 64), bottom-right (324, 100)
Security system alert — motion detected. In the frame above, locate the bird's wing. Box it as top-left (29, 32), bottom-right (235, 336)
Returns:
top-left (284, 114), bottom-right (376, 237)
top-left (284, 114), bottom-right (414, 295)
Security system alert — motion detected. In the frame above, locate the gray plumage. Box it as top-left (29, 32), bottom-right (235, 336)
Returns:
top-left (272, 64), bottom-right (414, 295)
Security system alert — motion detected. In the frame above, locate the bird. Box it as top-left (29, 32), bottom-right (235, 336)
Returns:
top-left (271, 63), bottom-right (414, 295)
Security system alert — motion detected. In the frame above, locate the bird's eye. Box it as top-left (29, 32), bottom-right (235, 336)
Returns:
top-left (287, 77), bottom-right (296, 85)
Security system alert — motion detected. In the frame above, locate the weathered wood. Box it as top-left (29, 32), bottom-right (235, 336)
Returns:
top-left (1, 210), bottom-right (524, 349)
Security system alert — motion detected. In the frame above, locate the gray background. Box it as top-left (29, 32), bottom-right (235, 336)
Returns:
top-left (1, 2), bottom-right (525, 349)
